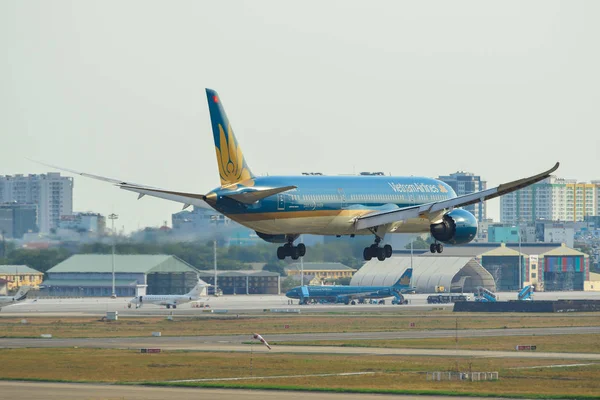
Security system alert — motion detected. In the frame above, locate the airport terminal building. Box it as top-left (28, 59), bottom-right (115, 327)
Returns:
top-left (42, 254), bottom-right (201, 297)
top-left (391, 242), bottom-right (593, 292)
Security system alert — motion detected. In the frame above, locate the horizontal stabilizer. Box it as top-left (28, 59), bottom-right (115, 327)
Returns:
top-left (224, 186), bottom-right (297, 204)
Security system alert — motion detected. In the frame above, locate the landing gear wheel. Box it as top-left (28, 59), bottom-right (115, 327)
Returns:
top-left (435, 243), bottom-right (443, 253)
top-left (166, 305), bottom-right (171, 309)
top-left (384, 244), bottom-right (392, 258)
top-left (377, 247), bottom-right (386, 261)
top-left (363, 247), bottom-right (373, 261)
top-left (297, 243), bottom-right (306, 257)
top-left (430, 243), bottom-right (436, 254)
top-left (291, 247), bottom-right (300, 260)
top-left (173, 305), bottom-right (177, 309)
top-left (277, 246), bottom-right (286, 260)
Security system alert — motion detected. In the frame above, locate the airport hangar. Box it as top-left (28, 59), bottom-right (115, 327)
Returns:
top-left (351, 256), bottom-right (496, 293)
top-left (42, 254), bottom-right (202, 297)
top-left (358, 242), bottom-right (593, 293)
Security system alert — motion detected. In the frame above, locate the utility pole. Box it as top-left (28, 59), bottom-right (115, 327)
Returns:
top-left (300, 235), bottom-right (304, 286)
top-left (108, 213), bottom-right (118, 298)
top-left (518, 224), bottom-right (522, 290)
top-left (213, 239), bottom-right (218, 296)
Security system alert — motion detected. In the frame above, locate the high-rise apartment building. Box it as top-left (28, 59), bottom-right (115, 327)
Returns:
top-left (0, 203), bottom-right (38, 239)
top-left (438, 171), bottom-right (487, 221)
top-left (0, 173), bottom-right (73, 233)
top-left (501, 176), bottom-right (600, 223)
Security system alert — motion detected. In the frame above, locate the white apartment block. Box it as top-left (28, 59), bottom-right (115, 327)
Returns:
top-left (0, 173), bottom-right (73, 233)
top-left (501, 176), bottom-right (599, 223)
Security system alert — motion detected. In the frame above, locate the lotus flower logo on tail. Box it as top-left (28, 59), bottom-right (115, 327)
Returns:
top-left (215, 124), bottom-right (254, 188)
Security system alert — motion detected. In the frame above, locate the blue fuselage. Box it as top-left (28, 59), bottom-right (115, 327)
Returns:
top-left (286, 285), bottom-right (400, 302)
top-left (208, 175), bottom-right (456, 236)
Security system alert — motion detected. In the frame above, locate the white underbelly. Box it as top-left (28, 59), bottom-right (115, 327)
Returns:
top-left (227, 212), bottom-right (431, 236)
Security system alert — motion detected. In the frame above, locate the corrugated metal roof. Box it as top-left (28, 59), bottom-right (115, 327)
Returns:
top-left (0, 265), bottom-right (43, 274)
top-left (41, 279), bottom-right (139, 287)
top-left (480, 243), bottom-right (524, 257)
top-left (286, 262), bottom-right (356, 271)
top-left (419, 243), bottom-right (563, 257)
top-left (197, 270), bottom-right (279, 277)
top-left (47, 255), bottom-right (199, 274)
top-left (351, 256), bottom-right (495, 293)
top-left (540, 243), bottom-right (588, 257)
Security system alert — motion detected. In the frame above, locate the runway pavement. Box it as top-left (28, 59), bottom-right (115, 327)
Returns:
top-left (0, 381), bottom-right (517, 400)
top-left (3, 291), bottom-right (600, 316)
top-left (1, 326), bottom-right (598, 350)
top-left (1, 327), bottom-right (599, 360)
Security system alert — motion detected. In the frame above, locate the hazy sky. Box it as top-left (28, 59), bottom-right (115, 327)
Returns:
top-left (2, 1), bottom-right (599, 233)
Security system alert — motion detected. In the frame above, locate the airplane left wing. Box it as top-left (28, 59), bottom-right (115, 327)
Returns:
top-left (356, 162), bottom-right (559, 231)
top-left (34, 162), bottom-right (212, 209)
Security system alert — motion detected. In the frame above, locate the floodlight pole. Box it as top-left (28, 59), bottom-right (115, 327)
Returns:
top-left (300, 235), bottom-right (304, 286)
top-left (108, 213), bottom-right (118, 298)
top-left (518, 225), bottom-right (522, 290)
top-left (213, 240), bottom-right (218, 295)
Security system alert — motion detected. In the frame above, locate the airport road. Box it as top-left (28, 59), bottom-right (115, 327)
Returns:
top-left (0, 381), bottom-right (516, 400)
top-left (0, 326), bottom-right (598, 350)
top-left (3, 290), bottom-right (600, 316)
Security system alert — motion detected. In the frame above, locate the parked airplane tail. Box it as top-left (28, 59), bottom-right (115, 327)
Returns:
top-left (186, 280), bottom-right (207, 297)
top-left (13, 286), bottom-right (31, 301)
top-left (393, 269), bottom-right (413, 288)
top-left (206, 88), bottom-right (254, 188)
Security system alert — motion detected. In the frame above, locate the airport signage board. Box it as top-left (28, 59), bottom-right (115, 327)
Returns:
top-left (140, 348), bottom-right (161, 353)
top-left (515, 345), bottom-right (537, 351)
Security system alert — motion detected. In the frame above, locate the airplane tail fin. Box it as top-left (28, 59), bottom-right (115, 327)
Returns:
top-left (186, 280), bottom-right (207, 297)
top-left (206, 89), bottom-right (254, 188)
top-left (393, 269), bottom-right (412, 288)
top-left (13, 286), bottom-right (31, 301)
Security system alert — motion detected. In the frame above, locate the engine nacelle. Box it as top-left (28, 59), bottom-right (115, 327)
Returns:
top-left (255, 231), bottom-right (298, 243)
top-left (430, 209), bottom-right (477, 245)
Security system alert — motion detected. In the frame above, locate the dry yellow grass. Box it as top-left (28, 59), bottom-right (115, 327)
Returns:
top-left (0, 313), bottom-right (598, 338)
top-left (0, 348), bottom-right (599, 398)
top-left (275, 333), bottom-right (600, 353)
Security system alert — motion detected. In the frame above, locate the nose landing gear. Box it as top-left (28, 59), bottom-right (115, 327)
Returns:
top-left (430, 242), bottom-right (444, 253)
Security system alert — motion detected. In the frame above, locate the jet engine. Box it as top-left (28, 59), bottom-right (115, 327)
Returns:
top-left (255, 231), bottom-right (298, 243)
top-left (429, 209), bottom-right (477, 245)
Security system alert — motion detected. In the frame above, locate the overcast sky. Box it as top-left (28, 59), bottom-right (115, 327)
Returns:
top-left (2, 1), bottom-right (599, 233)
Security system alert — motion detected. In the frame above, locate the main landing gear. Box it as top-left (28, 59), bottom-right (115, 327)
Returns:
top-left (430, 242), bottom-right (444, 253)
top-left (277, 237), bottom-right (306, 260)
top-left (363, 237), bottom-right (392, 261)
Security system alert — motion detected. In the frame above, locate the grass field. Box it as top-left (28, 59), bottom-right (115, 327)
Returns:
top-left (0, 313), bottom-right (599, 338)
top-left (274, 333), bottom-right (600, 354)
top-left (0, 348), bottom-right (599, 398)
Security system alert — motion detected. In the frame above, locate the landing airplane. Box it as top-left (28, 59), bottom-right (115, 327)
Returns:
top-left (286, 268), bottom-right (414, 305)
top-left (0, 286), bottom-right (31, 310)
top-left (129, 280), bottom-right (206, 309)
top-left (43, 89), bottom-right (559, 261)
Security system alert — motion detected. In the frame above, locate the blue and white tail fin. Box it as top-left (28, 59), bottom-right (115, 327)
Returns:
top-left (206, 89), bottom-right (254, 188)
top-left (392, 269), bottom-right (413, 289)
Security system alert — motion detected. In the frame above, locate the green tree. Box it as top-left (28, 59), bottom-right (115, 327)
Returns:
top-left (262, 262), bottom-right (286, 276)
top-left (405, 236), bottom-right (433, 249)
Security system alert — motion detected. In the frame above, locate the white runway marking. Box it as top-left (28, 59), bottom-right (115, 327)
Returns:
top-left (510, 363), bottom-right (600, 369)
top-left (167, 371), bottom-right (378, 382)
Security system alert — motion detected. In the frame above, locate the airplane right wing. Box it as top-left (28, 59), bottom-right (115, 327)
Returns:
top-left (356, 162), bottom-right (559, 230)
